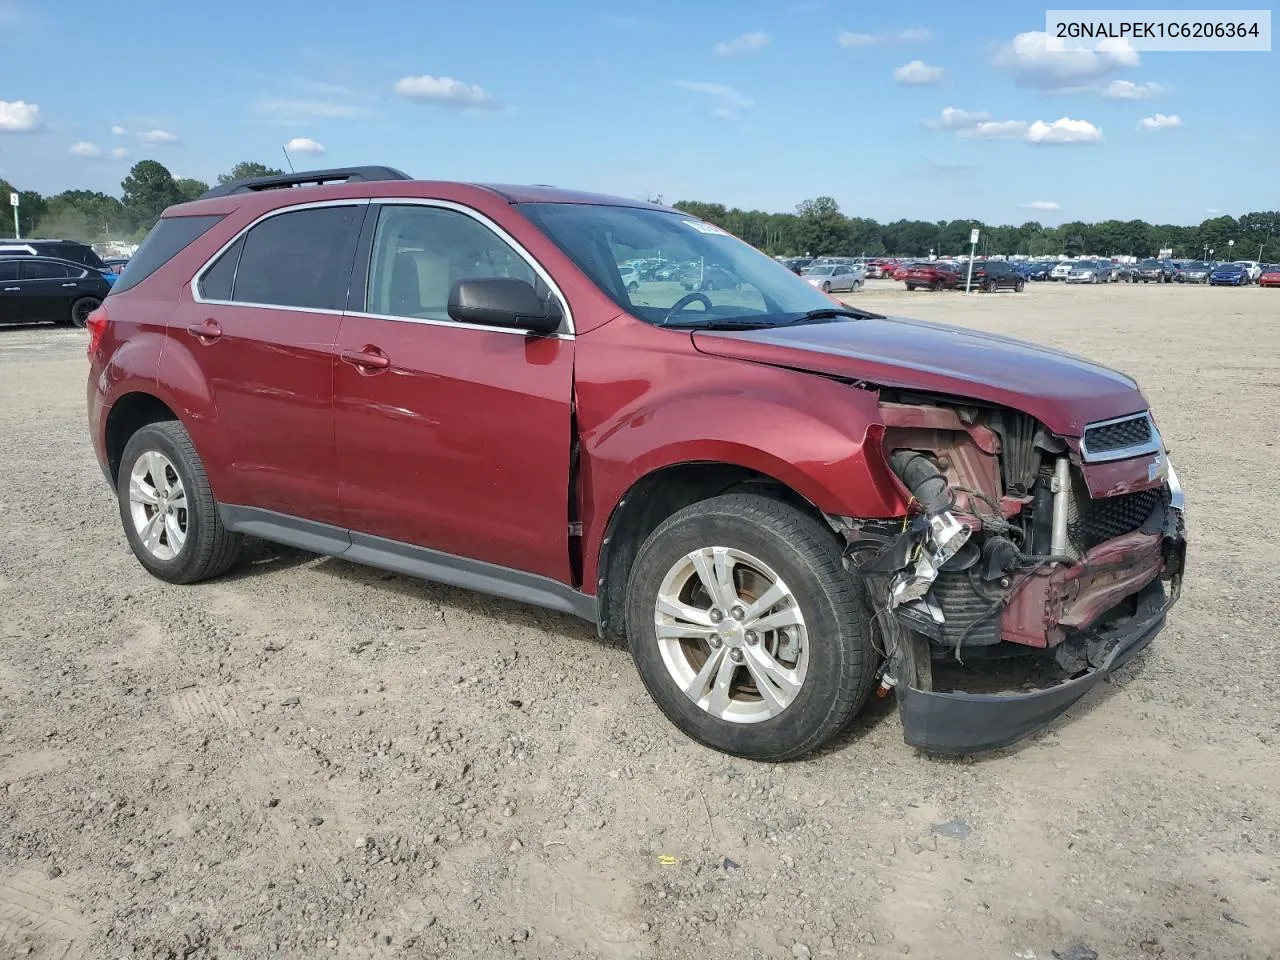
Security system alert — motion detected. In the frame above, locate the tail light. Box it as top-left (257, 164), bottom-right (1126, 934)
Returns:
top-left (85, 304), bottom-right (108, 357)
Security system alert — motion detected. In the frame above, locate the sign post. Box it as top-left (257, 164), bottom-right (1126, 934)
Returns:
top-left (964, 228), bottom-right (980, 292)
top-left (9, 192), bottom-right (19, 240)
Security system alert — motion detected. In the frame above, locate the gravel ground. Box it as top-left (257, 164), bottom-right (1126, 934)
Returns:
top-left (1, 279), bottom-right (1277, 960)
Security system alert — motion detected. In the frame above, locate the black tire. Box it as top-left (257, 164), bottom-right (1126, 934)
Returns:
top-left (69, 296), bottom-right (101, 328)
top-left (984, 278), bottom-right (997, 293)
top-left (117, 421), bottom-right (242, 584)
top-left (627, 281), bottom-right (639, 293)
top-left (821, 281), bottom-right (831, 293)
top-left (625, 494), bottom-right (877, 761)
top-left (1014, 279), bottom-right (1025, 292)
top-left (905, 283), bottom-right (917, 291)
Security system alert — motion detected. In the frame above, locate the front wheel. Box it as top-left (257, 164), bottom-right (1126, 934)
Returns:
top-left (821, 281), bottom-right (831, 293)
top-left (118, 421), bottom-right (243, 584)
top-left (625, 494), bottom-right (876, 761)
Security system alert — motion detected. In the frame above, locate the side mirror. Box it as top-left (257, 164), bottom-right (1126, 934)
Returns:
top-left (447, 277), bottom-right (562, 335)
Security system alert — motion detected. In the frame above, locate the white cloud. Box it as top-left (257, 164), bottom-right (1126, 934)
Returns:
top-left (392, 75), bottom-right (501, 109)
top-left (991, 31), bottom-right (1139, 90)
top-left (1137, 112), bottom-right (1181, 131)
top-left (1026, 116), bottom-right (1103, 144)
top-left (1023, 200), bottom-right (1061, 211)
top-left (69, 141), bottom-right (103, 158)
top-left (925, 107), bottom-right (991, 130)
top-left (893, 60), bottom-right (945, 85)
top-left (837, 31), bottom-right (880, 47)
top-left (837, 27), bottom-right (930, 46)
top-left (110, 147), bottom-right (129, 160)
top-left (110, 124), bottom-right (126, 135)
top-left (672, 80), bottom-right (754, 110)
top-left (138, 129), bottom-right (180, 146)
top-left (966, 120), bottom-right (1031, 140)
top-left (284, 136), bottom-right (326, 155)
top-left (0, 99), bottom-right (42, 132)
top-left (713, 31), bottom-right (770, 56)
top-left (253, 98), bottom-right (372, 121)
top-left (1103, 80), bottom-right (1166, 100)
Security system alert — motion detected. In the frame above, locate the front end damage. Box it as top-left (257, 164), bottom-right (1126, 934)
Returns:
top-left (835, 399), bottom-right (1187, 754)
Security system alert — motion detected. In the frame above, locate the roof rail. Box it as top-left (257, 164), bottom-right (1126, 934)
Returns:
top-left (198, 166), bottom-right (413, 200)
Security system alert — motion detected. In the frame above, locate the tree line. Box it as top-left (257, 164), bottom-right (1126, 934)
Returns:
top-left (672, 196), bottom-right (1280, 262)
top-left (3, 162), bottom-right (1276, 263)
top-left (1, 161), bottom-right (284, 244)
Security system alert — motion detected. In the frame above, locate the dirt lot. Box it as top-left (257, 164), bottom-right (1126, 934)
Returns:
top-left (1, 280), bottom-right (1277, 960)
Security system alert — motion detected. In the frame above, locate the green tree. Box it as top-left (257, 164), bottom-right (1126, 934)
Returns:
top-left (216, 161), bottom-right (285, 186)
top-left (33, 190), bottom-right (129, 243)
top-left (795, 196), bottom-right (849, 256)
top-left (121, 161), bottom-right (183, 230)
top-left (175, 178), bottom-right (210, 203)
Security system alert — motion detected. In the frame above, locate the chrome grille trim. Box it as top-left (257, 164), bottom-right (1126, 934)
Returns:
top-left (1079, 412), bottom-right (1163, 463)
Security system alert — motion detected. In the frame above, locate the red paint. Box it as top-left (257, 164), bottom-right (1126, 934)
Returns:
top-left (87, 178), bottom-right (1168, 608)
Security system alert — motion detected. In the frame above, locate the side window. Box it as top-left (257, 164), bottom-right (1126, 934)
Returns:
top-left (0, 262), bottom-right (19, 282)
top-left (198, 236), bottom-right (244, 301)
top-left (232, 205), bottom-right (361, 310)
top-left (366, 205), bottom-right (537, 321)
top-left (21, 261), bottom-right (70, 280)
top-left (113, 214), bottom-right (224, 295)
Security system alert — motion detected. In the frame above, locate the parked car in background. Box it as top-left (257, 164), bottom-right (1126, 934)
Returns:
top-left (1113, 263), bottom-right (1137, 282)
top-left (780, 257), bottom-right (812, 275)
top-left (964, 259), bottom-right (1025, 292)
top-left (901, 261), bottom-right (961, 290)
top-left (1024, 261), bottom-right (1055, 280)
top-left (0, 238), bottom-right (109, 272)
top-left (1233, 261), bottom-right (1263, 282)
top-left (1133, 258), bottom-right (1175, 283)
top-left (1049, 261), bottom-right (1074, 281)
top-left (801, 263), bottom-right (864, 293)
top-left (1067, 259), bottom-right (1112, 284)
top-left (618, 265), bottom-right (641, 292)
top-left (1209, 262), bottom-right (1250, 285)
top-left (102, 258), bottom-right (130, 276)
top-left (0, 255), bottom-right (111, 326)
top-left (1175, 261), bottom-right (1211, 283)
top-left (1257, 264), bottom-right (1280, 287)
top-left (86, 165), bottom-right (1187, 759)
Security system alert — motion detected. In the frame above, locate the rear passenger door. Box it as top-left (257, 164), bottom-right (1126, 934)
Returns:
top-left (332, 201), bottom-right (576, 583)
top-left (17, 260), bottom-right (74, 322)
top-left (184, 202), bottom-right (366, 526)
top-left (0, 260), bottom-right (20, 323)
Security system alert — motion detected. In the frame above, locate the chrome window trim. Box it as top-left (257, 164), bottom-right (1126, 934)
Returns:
top-left (1079, 411), bottom-right (1163, 464)
top-left (189, 195), bottom-right (575, 337)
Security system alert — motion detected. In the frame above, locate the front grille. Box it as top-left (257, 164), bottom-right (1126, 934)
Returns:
top-left (1082, 414), bottom-right (1153, 456)
top-left (1069, 487), bottom-right (1163, 551)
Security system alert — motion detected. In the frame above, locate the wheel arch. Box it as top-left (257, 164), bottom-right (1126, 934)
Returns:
top-left (104, 391), bottom-right (180, 485)
top-left (591, 460), bottom-right (836, 640)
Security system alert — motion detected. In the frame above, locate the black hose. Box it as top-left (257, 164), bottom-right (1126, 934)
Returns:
top-left (890, 451), bottom-right (951, 515)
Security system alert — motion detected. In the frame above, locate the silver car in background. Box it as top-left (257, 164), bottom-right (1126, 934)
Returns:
top-left (801, 263), bottom-right (865, 293)
top-left (1066, 259), bottom-right (1112, 283)
top-left (1050, 261), bottom-right (1074, 281)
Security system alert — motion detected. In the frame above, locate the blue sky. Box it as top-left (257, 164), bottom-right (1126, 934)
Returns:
top-left (0, 0), bottom-right (1274, 225)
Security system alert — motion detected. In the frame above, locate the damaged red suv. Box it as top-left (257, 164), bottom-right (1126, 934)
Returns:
top-left (87, 167), bottom-right (1186, 759)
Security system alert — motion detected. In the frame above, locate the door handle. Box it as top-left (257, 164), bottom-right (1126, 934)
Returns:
top-left (340, 347), bottom-right (391, 373)
top-left (186, 319), bottom-right (223, 343)
top-left (2, 287), bottom-right (18, 292)
top-left (61, 282), bottom-right (77, 288)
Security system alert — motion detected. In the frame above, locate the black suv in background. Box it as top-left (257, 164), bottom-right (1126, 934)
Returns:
top-left (1133, 258), bottom-right (1176, 283)
top-left (0, 239), bottom-right (108, 271)
top-left (963, 259), bottom-right (1025, 292)
top-left (0, 256), bottom-right (111, 326)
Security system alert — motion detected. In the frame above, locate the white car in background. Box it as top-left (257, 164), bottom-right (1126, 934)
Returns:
top-left (1234, 260), bottom-right (1263, 281)
top-left (618, 265), bottom-right (640, 292)
top-left (1050, 261), bottom-right (1074, 281)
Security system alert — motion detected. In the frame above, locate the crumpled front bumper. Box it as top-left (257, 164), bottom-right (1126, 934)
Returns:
top-left (895, 579), bottom-right (1172, 754)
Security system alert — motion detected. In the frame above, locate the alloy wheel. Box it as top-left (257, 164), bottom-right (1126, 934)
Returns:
top-left (128, 451), bottom-right (188, 561)
top-left (653, 546), bottom-right (808, 724)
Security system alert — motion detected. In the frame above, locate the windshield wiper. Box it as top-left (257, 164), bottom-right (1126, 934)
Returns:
top-left (787, 306), bottom-right (883, 323)
top-left (662, 317), bottom-right (776, 330)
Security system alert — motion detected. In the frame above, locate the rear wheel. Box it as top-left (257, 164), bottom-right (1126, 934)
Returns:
top-left (625, 494), bottom-right (877, 761)
top-left (821, 281), bottom-right (831, 293)
top-left (1014, 279), bottom-right (1025, 292)
top-left (118, 421), bottom-right (243, 584)
top-left (984, 278), bottom-right (997, 293)
top-left (905, 283), bottom-right (917, 291)
top-left (68, 296), bottom-right (101, 328)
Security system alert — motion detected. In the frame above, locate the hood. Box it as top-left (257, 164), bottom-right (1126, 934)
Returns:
top-left (691, 316), bottom-right (1145, 437)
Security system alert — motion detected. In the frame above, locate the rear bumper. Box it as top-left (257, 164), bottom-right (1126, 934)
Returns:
top-left (895, 579), bottom-right (1172, 754)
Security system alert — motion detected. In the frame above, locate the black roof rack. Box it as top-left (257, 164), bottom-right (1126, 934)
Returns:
top-left (198, 166), bottom-right (413, 200)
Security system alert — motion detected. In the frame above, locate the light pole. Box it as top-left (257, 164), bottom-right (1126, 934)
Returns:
top-left (1228, 239), bottom-right (1235, 261)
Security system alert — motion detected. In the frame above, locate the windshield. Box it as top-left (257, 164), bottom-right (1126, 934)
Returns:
top-left (1139, 259), bottom-right (1159, 268)
top-left (521, 203), bottom-right (842, 326)
top-left (804, 266), bottom-right (837, 276)
top-left (1186, 261), bottom-right (1208, 270)
top-left (1073, 261), bottom-right (1096, 269)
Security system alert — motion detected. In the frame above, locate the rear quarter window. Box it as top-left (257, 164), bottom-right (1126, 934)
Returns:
top-left (111, 214), bottom-right (225, 295)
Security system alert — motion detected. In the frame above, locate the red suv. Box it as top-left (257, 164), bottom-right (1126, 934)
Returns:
top-left (87, 167), bottom-right (1187, 759)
